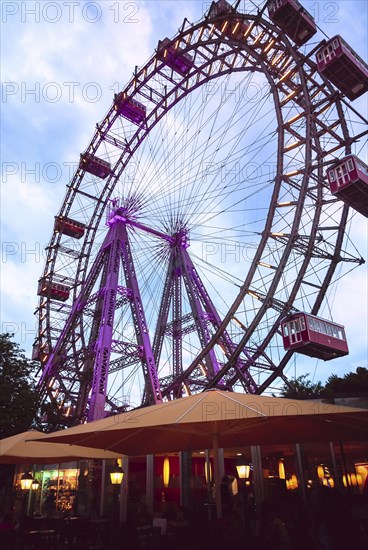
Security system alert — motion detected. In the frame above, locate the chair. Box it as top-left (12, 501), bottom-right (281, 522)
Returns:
top-left (23, 529), bottom-right (57, 550)
top-left (153, 517), bottom-right (167, 535)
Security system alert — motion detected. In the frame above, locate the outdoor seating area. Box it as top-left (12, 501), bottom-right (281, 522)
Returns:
top-left (1, 391), bottom-right (368, 549)
top-left (2, 491), bottom-right (367, 550)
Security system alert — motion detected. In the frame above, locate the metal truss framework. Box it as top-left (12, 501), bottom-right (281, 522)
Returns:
top-left (34, 2), bottom-right (367, 425)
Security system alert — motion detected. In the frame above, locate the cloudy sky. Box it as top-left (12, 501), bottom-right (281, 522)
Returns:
top-left (1, 0), bottom-right (367, 387)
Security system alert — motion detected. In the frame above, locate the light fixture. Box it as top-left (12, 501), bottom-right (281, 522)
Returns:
top-left (110, 464), bottom-right (124, 485)
top-left (20, 472), bottom-right (34, 491)
top-left (236, 458), bottom-right (250, 480)
top-left (163, 456), bottom-right (170, 488)
top-left (31, 479), bottom-right (40, 491)
top-left (317, 464), bottom-right (325, 481)
top-left (286, 474), bottom-right (299, 491)
top-left (204, 460), bottom-right (212, 484)
top-left (278, 459), bottom-right (286, 480)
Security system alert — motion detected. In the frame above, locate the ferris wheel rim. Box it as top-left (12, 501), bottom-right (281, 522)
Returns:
top-left (35, 6), bottom-right (363, 421)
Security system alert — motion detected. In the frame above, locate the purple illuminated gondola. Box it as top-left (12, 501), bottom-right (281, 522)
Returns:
top-left (79, 153), bottom-right (112, 179)
top-left (157, 38), bottom-right (194, 75)
top-left (114, 92), bottom-right (146, 124)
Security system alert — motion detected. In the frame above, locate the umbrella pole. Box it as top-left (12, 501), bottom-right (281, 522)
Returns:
top-left (212, 432), bottom-right (222, 520)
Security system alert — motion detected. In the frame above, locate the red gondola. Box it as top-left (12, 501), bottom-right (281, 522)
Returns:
top-left (54, 216), bottom-right (85, 239)
top-left (267, 0), bottom-right (317, 46)
top-left (38, 279), bottom-right (70, 302)
top-left (79, 153), bottom-right (112, 179)
top-left (316, 35), bottom-right (368, 100)
top-left (157, 38), bottom-right (194, 75)
top-left (114, 92), bottom-right (146, 124)
top-left (208, 0), bottom-right (249, 41)
top-left (326, 155), bottom-right (368, 217)
top-left (281, 312), bottom-right (349, 361)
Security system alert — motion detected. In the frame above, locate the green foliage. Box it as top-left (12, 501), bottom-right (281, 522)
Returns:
top-left (278, 367), bottom-right (368, 400)
top-left (324, 367), bottom-right (368, 396)
top-left (279, 374), bottom-right (324, 399)
top-left (0, 333), bottom-right (39, 438)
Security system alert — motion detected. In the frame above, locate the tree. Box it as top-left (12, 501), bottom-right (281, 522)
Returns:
top-left (324, 367), bottom-right (368, 396)
top-left (0, 333), bottom-right (39, 438)
top-left (278, 373), bottom-right (324, 399)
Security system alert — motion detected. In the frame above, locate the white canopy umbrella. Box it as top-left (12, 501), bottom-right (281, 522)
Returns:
top-left (0, 429), bottom-right (123, 464)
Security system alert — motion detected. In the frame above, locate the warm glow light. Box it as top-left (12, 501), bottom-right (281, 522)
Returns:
top-left (276, 201), bottom-right (297, 207)
top-left (205, 461), bottom-right (212, 484)
top-left (163, 456), bottom-right (170, 488)
top-left (278, 460), bottom-right (285, 480)
top-left (199, 364), bottom-right (206, 377)
top-left (20, 472), bottom-right (34, 490)
top-left (286, 113), bottom-right (303, 125)
top-left (284, 141), bottom-right (301, 151)
top-left (286, 474), bottom-right (299, 490)
top-left (252, 31), bottom-right (263, 45)
top-left (110, 466), bottom-right (124, 485)
top-left (236, 464), bottom-right (250, 480)
top-left (282, 90), bottom-right (298, 103)
top-left (355, 464), bottom-right (368, 489)
top-left (263, 39), bottom-right (275, 53)
top-left (31, 479), bottom-right (40, 491)
top-left (356, 473), bottom-right (363, 488)
top-left (285, 170), bottom-right (299, 177)
top-left (317, 465), bottom-right (325, 481)
top-left (278, 69), bottom-right (293, 82)
top-left (271, 53), bottom-right (283, 66)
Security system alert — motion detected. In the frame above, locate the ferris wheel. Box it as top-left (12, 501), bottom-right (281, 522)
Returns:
top-left (33, 0), bottom-right (368, 426)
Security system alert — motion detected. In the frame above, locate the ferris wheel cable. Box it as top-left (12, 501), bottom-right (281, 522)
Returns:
top-left (137, 77), bottom-right (274, 220)
top-left (190, 251), bottom-right (245, 286)
top-left (189, 181), bottom-right (273, 231)
top-left (131, 97), bottom-right (274, 216)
